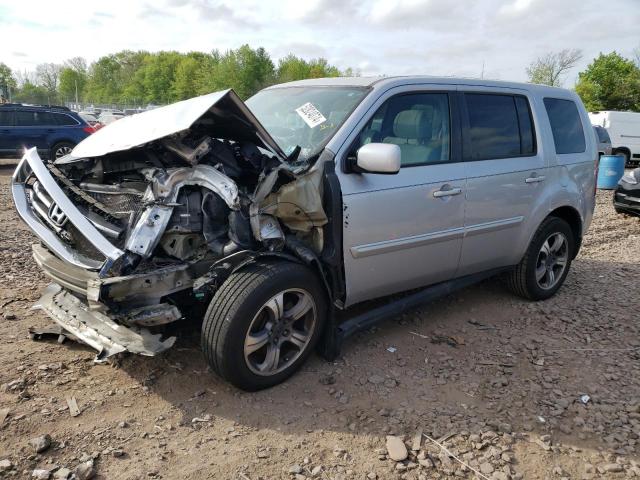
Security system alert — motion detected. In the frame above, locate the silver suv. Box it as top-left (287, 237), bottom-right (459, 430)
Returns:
top-left (12, 77), bottom-right (597, 390)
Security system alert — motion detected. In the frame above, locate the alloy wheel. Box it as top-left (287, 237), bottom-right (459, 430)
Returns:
top-left (55, 145), bottom-right (73, 159)
top-left (535, 232), bottom-right (569, 290)
top-left (244, 288), bottom-right (317, 376)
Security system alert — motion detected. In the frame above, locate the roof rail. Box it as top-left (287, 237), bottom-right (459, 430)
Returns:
top-left (0, 103), bottom-right (71, 111)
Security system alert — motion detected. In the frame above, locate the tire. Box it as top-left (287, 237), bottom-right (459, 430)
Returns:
top-left (201, 261), bottom-right (327, 391)
top-left (507, 217), bottom-right (575, 301)
top-left (615, 150), bottom-right (630, 168)
top-left (50, 141), bottom-right (75, 160)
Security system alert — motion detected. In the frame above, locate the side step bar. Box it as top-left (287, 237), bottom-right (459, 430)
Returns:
top-left (319, 267), bottom-right (511, 361)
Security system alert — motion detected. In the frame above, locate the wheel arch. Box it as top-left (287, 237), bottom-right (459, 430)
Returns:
top-left (547, 205), bottom-right (583, 258)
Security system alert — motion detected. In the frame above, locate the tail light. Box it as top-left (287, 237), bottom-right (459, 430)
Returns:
top-left (83, 125), bottom-right (96, 134)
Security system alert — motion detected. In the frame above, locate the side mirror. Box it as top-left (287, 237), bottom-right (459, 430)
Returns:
top-left (354, 143), bottom-right (401, 174)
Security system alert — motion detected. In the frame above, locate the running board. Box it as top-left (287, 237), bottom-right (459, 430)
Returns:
top-left (319, 267), bottom-right (511, 360)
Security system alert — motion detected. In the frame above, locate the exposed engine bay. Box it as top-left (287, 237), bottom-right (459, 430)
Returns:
top-left (54, 130), bottom-right (325, 276)
top-left (12, 90), bottom-right (333, 359)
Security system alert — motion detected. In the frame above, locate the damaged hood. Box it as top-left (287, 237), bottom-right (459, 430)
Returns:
top-left (71, 89), bottom-right (287, 160)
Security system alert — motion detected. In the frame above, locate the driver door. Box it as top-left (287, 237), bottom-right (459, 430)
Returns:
top-left (336, 87), bottom-right (467, 307)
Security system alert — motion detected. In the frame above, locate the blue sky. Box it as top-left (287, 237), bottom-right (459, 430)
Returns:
top-left (1, 0), bottom-right (638, 86)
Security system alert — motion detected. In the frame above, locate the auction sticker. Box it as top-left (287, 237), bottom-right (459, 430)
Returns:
top-left (295, 102), bottom-right (327, 128)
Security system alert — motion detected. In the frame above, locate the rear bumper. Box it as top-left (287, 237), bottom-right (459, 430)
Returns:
top-left (34, 283), bottom-right (176, 359)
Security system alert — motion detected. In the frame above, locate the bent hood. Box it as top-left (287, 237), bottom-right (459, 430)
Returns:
top-left (71, 89), bottom-right (286, 160)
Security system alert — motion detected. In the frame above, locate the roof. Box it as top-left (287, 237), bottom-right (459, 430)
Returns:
top-left (0, 103), bottom-right (71, 111)
top-left (265, 75), bottom-right (573, 96)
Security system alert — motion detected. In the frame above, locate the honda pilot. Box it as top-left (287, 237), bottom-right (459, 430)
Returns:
top-left (12, 77), bottom-right (597, 390)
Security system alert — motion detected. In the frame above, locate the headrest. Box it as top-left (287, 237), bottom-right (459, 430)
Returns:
top-left (393, 110), bottom-right (432, 139)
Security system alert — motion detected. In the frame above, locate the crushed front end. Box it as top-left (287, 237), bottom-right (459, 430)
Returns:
top-left (12, 90), bottom-right (328, 360)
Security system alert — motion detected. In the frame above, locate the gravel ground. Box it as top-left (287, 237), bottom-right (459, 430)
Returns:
top-left (1, 165), bottom-right (639, 480)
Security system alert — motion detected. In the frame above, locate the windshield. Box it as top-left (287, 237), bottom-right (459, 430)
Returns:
top-left (246, 86), bottom-right (369, 161)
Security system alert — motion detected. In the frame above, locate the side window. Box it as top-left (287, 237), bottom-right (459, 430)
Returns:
top-left (33, 111), bottom-right (55, 125)
top-left (464, 93), bottom-right (535, 160)
top-left (15, 111), bottom-right (36, 126)
top-left (356, 93), bottom-right (451, 167)
top-left (0, 110), bottom-right (13, 126)
top-left (54, 113), bottom-right (79, 126)
top-left (543, 98), bottom-right (586, 154)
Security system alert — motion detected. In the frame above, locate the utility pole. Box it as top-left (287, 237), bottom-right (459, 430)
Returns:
top-left (481, 61), bottom-right (485, 79)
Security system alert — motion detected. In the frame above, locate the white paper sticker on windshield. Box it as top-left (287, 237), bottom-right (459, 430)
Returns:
top-left (295, 102), bottom-right (327, 128)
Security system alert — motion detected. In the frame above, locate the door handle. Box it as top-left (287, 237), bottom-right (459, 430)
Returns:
top-left (525, 175), bottom-right (545, 184)
top-left (433, 187), bottom-right (462, 198)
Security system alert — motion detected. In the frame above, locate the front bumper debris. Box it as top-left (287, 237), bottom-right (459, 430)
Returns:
top-left (34, 283), bottom-right (177, 360)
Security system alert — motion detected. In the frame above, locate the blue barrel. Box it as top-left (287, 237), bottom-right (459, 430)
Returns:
top-left (597, 155), bottom-right (626, 189)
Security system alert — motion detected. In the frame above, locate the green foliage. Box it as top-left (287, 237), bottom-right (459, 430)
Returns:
top-left (13, 81), bottom-right (49, 104)
top-left (575, 52), bottom-right (640, 111)
top-left (9, 46), bottom-right (353, 106)
top-left (276, 55), bottom-right (342, 83)
top-left (0, 62), bottom-right (17, 97)
top-left (59, 67), bottom-right (87, 101)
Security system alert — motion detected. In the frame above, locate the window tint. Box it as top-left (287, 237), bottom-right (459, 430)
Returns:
top-left (15, 111), bottom-right (35, 126)
top-left (514, 97), bottom-right (535, 154)
top-left (465, 94), bottom-right (521, 159)
top-left (0, 110), bottom-right (12, 126)
top-left (15, 111), bottom-right (55, 126)
top-left (543, 98), bottom-right (585, 154)
top-left (356, 93), bottom-right (451, 167)
top-left (54, 113), bottom-right (79, 126)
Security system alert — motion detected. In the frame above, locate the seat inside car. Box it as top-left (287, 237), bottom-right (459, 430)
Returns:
top-left (383, 109), bottom-right (438, 165)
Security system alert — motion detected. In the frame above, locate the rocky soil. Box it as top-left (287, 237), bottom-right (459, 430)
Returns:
top-left (0, 166), bottom-right (639, 479)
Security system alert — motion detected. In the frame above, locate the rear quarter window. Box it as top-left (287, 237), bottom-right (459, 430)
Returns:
top-left (543, 98), bottom-right (586, 154)
top-left (54, 113), bottom-right (80, 126)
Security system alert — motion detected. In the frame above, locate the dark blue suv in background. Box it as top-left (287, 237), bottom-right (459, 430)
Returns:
top-left (0, 104), bottom-right (95, 160)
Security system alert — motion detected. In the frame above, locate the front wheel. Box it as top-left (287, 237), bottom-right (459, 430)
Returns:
top-left (507, 217), bottom-right (575, 301)
top-left (201, 261), bottom-right (326, 391)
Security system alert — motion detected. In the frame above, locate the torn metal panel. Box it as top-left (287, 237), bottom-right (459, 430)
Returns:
top-left (70, 90), bottom-right (286, 161)
top-left (260, 166), bottom-right (328, 234)
top-left (34, 283), bottom-right (176, 359)
top-left (125, 204), bottom-right (174, 258)
top-left (116, 303), bottom-right (182, 327)
top-left (149, 164), bottom-right (239, 208)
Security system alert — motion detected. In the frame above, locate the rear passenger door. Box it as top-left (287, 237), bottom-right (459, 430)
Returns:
top-left (457, 88), bottom-right (547, 276)
top-left (14, 110), bottom-right (55, 155)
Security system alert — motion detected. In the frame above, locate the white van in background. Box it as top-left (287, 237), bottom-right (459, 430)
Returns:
top-left (589, 110), bottom-right (640, 166)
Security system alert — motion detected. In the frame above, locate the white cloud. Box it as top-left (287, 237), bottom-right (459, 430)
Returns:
top-left (0, 0), bottom-right (638, 87)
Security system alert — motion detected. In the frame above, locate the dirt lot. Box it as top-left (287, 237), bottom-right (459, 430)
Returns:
top-left (1, 165), bottom-right (639, 480)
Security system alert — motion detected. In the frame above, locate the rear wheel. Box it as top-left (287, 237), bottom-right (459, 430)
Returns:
top-left (507, 217), bottom-right (575, 300)
top-left (51, 142), bottom-right (75, 160)
top-left (201, 261), bottom-right (326, 391)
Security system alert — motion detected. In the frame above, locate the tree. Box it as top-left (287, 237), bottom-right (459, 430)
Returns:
top-left (172, 55), bottom-right (202, 101)
top-left (276, 55), bottom-right (343, 84)
top-left (526, 49), bottom-right (583, 87)
top-left (35, 63), bottom-right (62, 102)
top-left (59, 67), bottom-right (87, 102)
top-left (13, 80), bottom-right (49, 104)
top-left (0, 62), bottom-right (17, 99)
top-left (575, 52), bottom-right (640, 111)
